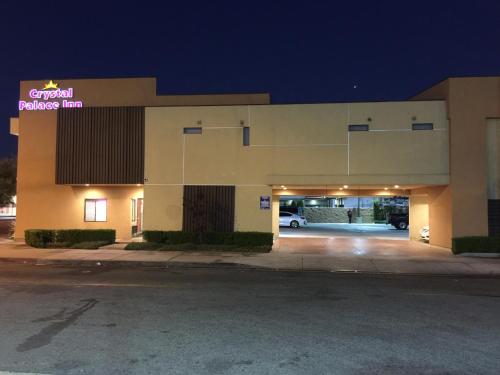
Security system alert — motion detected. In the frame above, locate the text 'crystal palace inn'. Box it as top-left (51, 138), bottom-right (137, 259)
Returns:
top-left (9, 76), bottom-right (500, 250)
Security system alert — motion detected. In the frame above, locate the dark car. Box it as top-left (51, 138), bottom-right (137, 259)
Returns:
top-left (387, 213), bottom-right (408, 230)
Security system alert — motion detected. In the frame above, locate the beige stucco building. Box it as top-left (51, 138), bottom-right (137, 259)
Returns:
top-left (10, 76), bottom-right (500, 250)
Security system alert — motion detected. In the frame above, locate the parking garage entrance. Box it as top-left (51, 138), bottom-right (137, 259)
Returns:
top-left (272, 188), bottom-right (436, 257)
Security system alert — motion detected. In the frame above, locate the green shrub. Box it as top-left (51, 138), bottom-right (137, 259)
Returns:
top-left (56, 229), bottom-right (115, 245)
top-left (25, 229), bottom-right (115, 248)
top-left (452, 236), bottom-right (500, 254)
top-left (142, 231), bottom-right (273, 247)
top-left (25, 229), bottom-right (55, 248)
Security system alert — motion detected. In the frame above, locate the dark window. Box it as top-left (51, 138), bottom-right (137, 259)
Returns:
top-left (243, 127), bottom-right (250, 146)
top-left (183, 127), bottom-right (202, 134)
top-left (348, 124), bottom-right (369, 131)
top-left (412, 123), bottom-right (434, 131)
top-left (280, 212), bottom-right (292, 217)
top-left (84, 199), bottom-right (107, 222)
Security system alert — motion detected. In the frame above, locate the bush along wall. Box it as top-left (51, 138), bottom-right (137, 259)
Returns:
top-left (25, 229), bottom-right (116, 248)
top-left (143, 231), bottom-right (273, 247)
top-left (452, 236), bottom-right (500, 254)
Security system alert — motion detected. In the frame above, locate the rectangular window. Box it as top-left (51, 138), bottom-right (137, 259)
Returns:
top-left (84, 199), bottom-right (107, 222)
top-left (131, 198), bottom-right (136, 222)
top-left (412, 123), bottom-right (434, 131)
top-left (348, 124), bottom-right (369, 131)
top-left (183, 127), bottom-right (202, 134)
top-left (243, 127), bottom-right (250, 146)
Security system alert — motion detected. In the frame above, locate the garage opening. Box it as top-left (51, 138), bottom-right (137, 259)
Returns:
top-left (278, 195), bottom-right (410, 241)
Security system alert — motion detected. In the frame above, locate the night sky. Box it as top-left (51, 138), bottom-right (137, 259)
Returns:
top-left (2, 1), bottom-right (499, 157)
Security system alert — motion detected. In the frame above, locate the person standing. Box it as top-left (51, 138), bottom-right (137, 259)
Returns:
top-left (347, 209), bottom-right (353, 224)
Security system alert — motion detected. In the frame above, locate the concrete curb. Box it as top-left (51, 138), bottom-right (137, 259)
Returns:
top-left (1, 256), bottom-right (500, 278)
top-left (0, 257), bottom-right (262, 270)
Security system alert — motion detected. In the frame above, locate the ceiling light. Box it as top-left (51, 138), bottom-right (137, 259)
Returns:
top-left (384, 187), bottom-right (388, 190)
top-left (339, 188), bottom-right (343, 191)
top-left (394, 185), bottom-right (400, 188)
top-left (343, 185), bottom-right (349, 189)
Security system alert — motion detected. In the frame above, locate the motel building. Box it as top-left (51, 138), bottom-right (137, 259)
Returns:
top-left (8, 76), bottom-right (500, 252)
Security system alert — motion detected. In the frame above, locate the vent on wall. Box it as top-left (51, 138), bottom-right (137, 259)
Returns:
top-left (184, 127), bottom-right (202, 134)
top-left (412, 123), bottom-right (434, 131)
top-left (348, 124), bottom-right (369, 132)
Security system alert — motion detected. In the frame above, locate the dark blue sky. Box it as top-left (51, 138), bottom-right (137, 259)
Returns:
top-left (2, 0), bottom-right (500, 157)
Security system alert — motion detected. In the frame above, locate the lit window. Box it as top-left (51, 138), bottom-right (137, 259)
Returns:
top-left (85, 199), bottom-right (107, 222)
top-left (412, 123), bottom-right (433, 130)
top-left (183, 127), bottom-right (202, 134)
top-left (348, 124), bottom-right (369, 131)
top-left (131, 198), bottom-right (136, 222)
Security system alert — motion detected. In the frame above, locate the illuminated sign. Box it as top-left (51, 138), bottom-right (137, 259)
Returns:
top-left (18, 80), bottom-right (83, 111)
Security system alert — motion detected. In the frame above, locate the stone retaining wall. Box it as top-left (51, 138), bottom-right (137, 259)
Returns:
top-left (303, 207), bottom-right (374, 223)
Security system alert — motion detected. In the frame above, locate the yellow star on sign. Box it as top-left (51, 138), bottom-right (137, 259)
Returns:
top-left (43, 80), bottom-right (58, 90)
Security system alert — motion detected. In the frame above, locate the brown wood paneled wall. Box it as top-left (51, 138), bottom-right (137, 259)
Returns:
top-left (183, 186), bottom-right (235, 232)
top-left (56, 107), bottom-right (144, 184)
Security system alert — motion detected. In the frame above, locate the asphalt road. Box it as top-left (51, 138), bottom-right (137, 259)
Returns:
top-left (0, 264), bottom-right (499, 375)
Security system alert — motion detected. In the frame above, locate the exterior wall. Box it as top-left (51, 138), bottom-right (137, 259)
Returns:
top-left (142, 185), bottom-right (183, 231)
top-left (486, 119), bottom-right (500, 199)
top-left (15, 78), bottom-right (269, 240)
top-left (15, 89), bottom-right (143, 240)
top-left (235, 186), bottom-right (272, 232)
top-left (413, 77), bottom-right (500, 241)
top-left (272, 196), bottom-right (280, 239)
top-left (409, 194), bottom-right (429, 240)
top-left (144, 101), bottom-right (448, 234)
top-left (410, 186), bottom-right (452, 248)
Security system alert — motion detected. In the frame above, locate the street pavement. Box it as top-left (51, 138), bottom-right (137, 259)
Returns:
top-left (0, 264), bottom-right (499, 374)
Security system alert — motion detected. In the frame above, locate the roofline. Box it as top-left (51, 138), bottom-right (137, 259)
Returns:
top-left (410, 73), bottom-right (500, 99)
top-left (19, 75), bottom-right (271, 99)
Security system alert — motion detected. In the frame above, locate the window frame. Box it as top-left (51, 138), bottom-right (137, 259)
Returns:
top-left (84, 198), bottom-right (107, 222)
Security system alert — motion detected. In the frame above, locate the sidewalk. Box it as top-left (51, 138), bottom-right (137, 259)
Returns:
top-left (1, 241), bottom-right (500, 276)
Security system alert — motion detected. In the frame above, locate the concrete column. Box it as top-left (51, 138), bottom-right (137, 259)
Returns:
top-left (409, 194), bottom-right (429, 240)
top-left (272, 196), bottom-right (280, 239)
